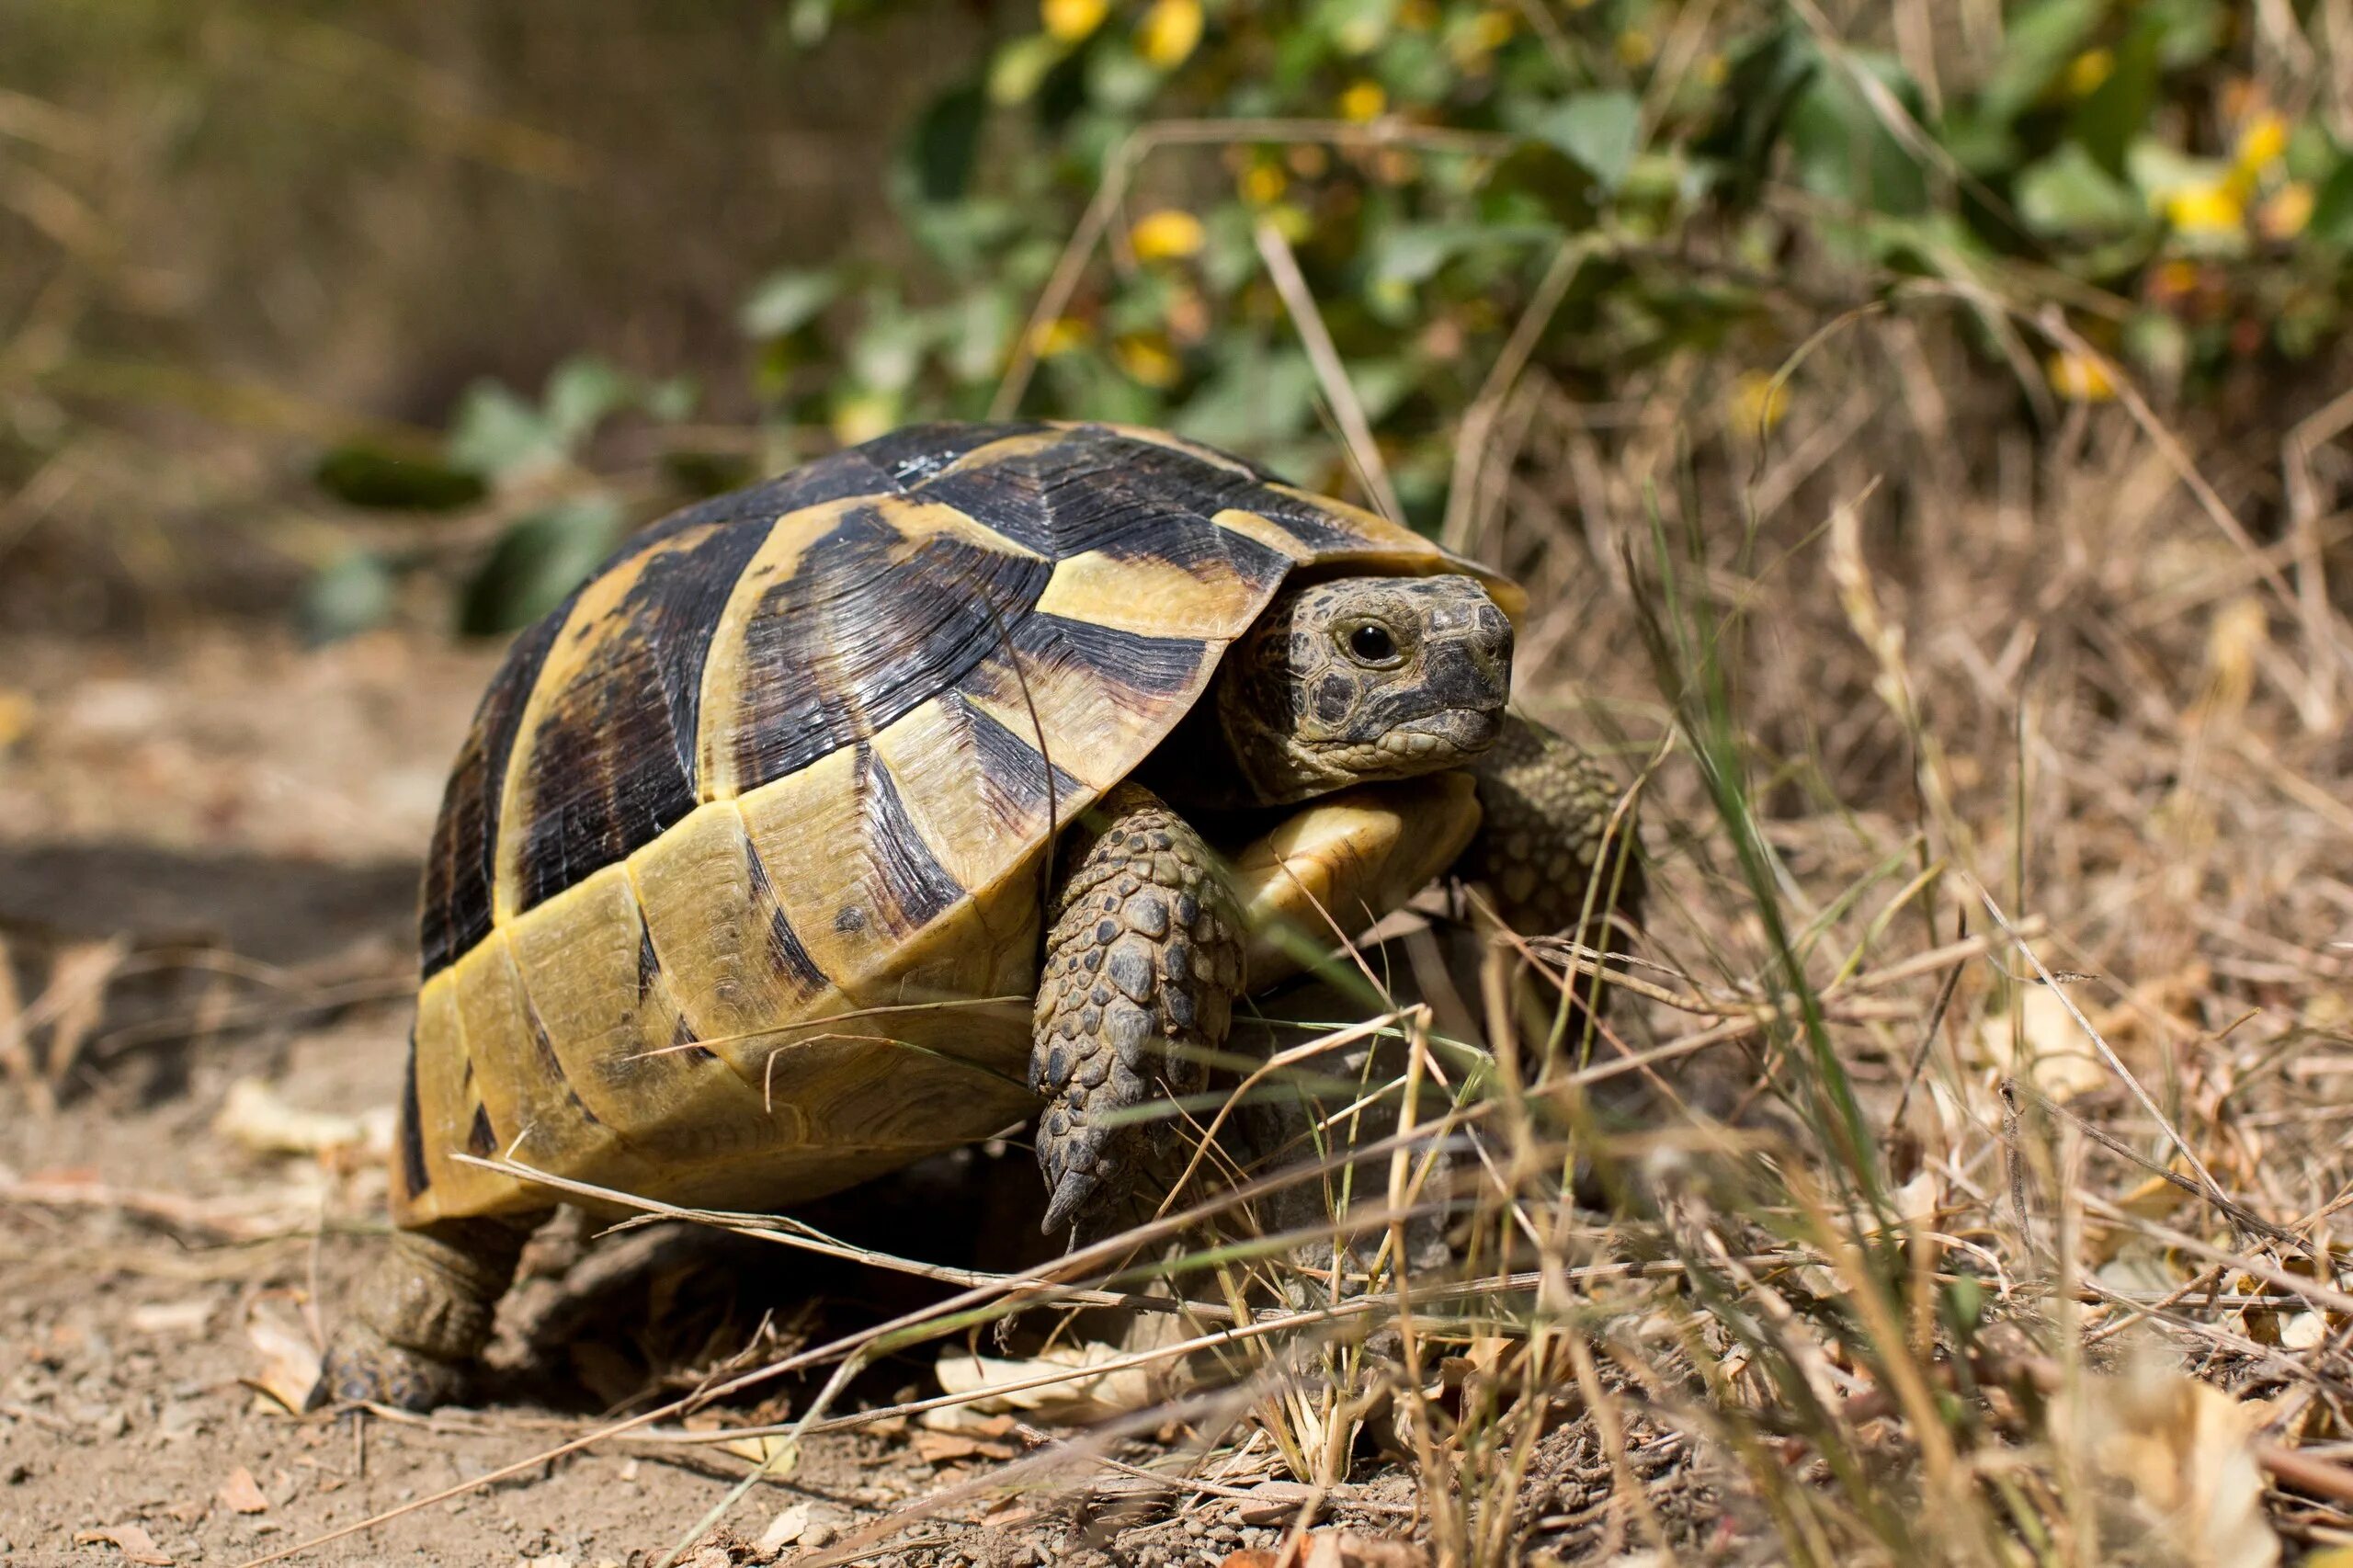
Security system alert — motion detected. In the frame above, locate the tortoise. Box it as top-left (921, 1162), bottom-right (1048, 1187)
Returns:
top-left (324, 421), bottom-right (1631, 1409)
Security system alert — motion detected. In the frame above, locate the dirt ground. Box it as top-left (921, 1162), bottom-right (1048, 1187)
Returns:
top-left (1, 628), bottom-right (1590, 1568)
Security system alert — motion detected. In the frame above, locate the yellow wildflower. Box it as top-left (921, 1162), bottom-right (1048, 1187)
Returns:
top-left (1726, 370), bottom-right (1790, 437)
top-left (1040, 0), bottom-right (1105, 42)
top-left (2235, 110), bottom-right (2289, 174)
top-left (1029, 316), bottom-right (1092, 358)
top-left (1241, 163), bottom-right (1287, 205)
top-left (1335, 10), bottom-right (1387, 52)
top-left (2045, 350), bottom-right (2117, 403)
top-left (1449, 9), bottom-right (1515, 66)
top-left (2066, 48), bottom-right (2113, 97)
top-left (2258, 180), bottom-right (2314, 241)
top-left (1129, 209), bottom-right (1205, 261)
top-left (1265, 202), bottom-right (1313, 244)
top-left (1136, 0), bottom-right (1202, 68)
top-left (0, 689), bottom-right (31, 751)
top-left (1616, 28), bottom-right (1655, 68)
top-left (831, 391), bottom-right (898, 447)
top-left (1114, 333), bottom-right (1182, 388)
top-left (2165, 180), bottom-right (2245, 236)
top-left (1338, 79), bottom-right (1387, 122)
top-left (1698, 52), bottom-right (1728, 88)
top-left (2147, 258), bottom-right (2203, 303)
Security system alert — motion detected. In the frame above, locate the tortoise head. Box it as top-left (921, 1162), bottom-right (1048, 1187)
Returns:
top-left (1215, 573), bottom-right (1513, 805)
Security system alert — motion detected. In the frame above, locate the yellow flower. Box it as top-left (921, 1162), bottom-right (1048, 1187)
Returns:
top-left (1136, 0), bottom-right (1202, 68)
top-left (1449, 8), bottom-right (1515, 66)
top-left (2165, 180), bottom-right (2245, 236)
top-left (1241, 163), bottom-right (1288, 205)
top-left (2147, 258), bottom-right (2203, 302)
top-left (0, 689), bottom-right (31, 751)
top-left (2258, 180), bottom-right (2314, 241)
top-left (1040, 0), bottom-right (1105, 42)
top-left (2045, 349), bottom-right (2117, 403)
top-left (1726, 370), bottom-right (1789, 437)
top-left (1129, 208), bottom-right (1205, 261)
top-left (1113, 333), bottom-right (1182, 388)
top-left (1338, 79), bottom-right (1387, 122)
top-left (1615, 28), bottom-right (1655, 68)
top-left (1698, 52), bottom-right (1728, 88)
top-left (2066, 48), bottom-right (2113, 97)
top-left (831, 391), bottom-right (898, 446)
top-left (1029, 316), bottom-right (1093, 358)
top-left (2235, 110), bottom-right (2289, 173)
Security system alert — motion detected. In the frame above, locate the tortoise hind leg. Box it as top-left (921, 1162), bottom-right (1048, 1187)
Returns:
top-left (320, 1210), bottom-right (547, 1411)
top-left (1033, 782), bottom-right (1245, 1239)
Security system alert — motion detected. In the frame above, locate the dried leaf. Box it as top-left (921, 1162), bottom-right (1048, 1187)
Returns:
top-left (1299, 1533), bottom-right (1427, 1568)
top-left (74, 1524), bottom-right (174, 1565)
top-left (218, 1465), bottom-right (269, 1515)
top-left (718, 1432), bottom-right (799, 1473)
top-left (910, 1429), bottom-right (1017, 1464)
top-left (131, 1299), bottom-right (215, 1335)
top-left (2053, 1365), bottom-right (2281, 1568)
top-left (1975, 987), bottom-right (2108, 1102)
top-left (243, 1300), bottom-right (323, 1415)
top-left (40, 936), bottom-right (130, 1088)
top-left (753, 1503), bottom-right (809, 1559)
top-left (213, 1077), bottom-right (387, 1157)
top-left (935, 1341), bottom-right (1154, 1424)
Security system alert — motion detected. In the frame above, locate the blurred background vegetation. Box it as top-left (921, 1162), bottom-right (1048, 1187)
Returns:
top-left (6, 0), bottom-right (2349, 644)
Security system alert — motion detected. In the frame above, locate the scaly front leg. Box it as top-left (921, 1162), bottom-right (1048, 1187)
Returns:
top-left (1032, 782), bottom-right (1245, 1237)
top-left (1459, 713), bottom-right (1643, 940)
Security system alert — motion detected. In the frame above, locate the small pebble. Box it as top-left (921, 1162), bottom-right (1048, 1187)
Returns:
top-left (800, 1521), bottom-right (837, 1550)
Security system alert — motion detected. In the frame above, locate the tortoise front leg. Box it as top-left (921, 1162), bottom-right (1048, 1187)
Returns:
top-left (1458, 713), bottom-right (1642, 939)
top-left (1033, 782), bottom-right (1245, 1237)
top-left (319, 1210), bottom-right (546, 1410)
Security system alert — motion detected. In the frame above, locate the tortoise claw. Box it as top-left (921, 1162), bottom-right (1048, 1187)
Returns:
top-left (320, 1322), bottom-right (470, 1413)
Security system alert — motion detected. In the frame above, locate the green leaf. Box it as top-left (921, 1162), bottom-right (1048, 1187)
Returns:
top-left (987, 34), bottom-right (1065, 107)
top-left (2070, 17), bottom-right (2163, 175)
top-left (459, 494), bottom-right (626, 636)
top-left (543, 357), bottom-right (632, 449)
top-left (906, 82), bottom-right (985, 206)
top-left (313, 444), bottom-right (485, 511)
top-left (2016, 142), bottom-right (2144, 237)
top-left (301, 552), bottom-right (398, 642)
top-left (1175, 344), bottom-right (1317, 451)
top-left (1973, 0), bottom-right (2103, 130)
top-left (447, 381), bottom-right (558, 479)
top-left (739, 269), bottom-right (841, 338)
top-left (1531, 90), bottom-right (1643, 193)
top-left (2312, 154), bottom-right (2353, 247)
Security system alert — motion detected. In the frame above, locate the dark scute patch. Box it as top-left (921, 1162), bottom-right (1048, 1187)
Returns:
top-left (465, 1102), bottom-right (498, 1158)
top-left (635, 922), bottom-right (661, 1003)
top-left (524, 989), bottom-right (603, 1128)
top-left (745, 843), bottom-right (830, 997)
top-left (399, 1031), bottom-right (430, 1196)
top-left (1010, 613), bottom-right (1210, 704)
top-left (858, 422), bottom-right (1050, 487)
top-left (729, 503), bottom-right (1052, 791)
top-left (851, 744), bottom-right (964, 937)
top-left (915, 427), bottom-right (1268, 563)
top-left (669, 1012), bottom-right (718, 1064)
top-left (1228, 483), bottom-right (1382, 554)
top-left (511, 518), bottom-right (770, 915)
top-left (953, 693), bottom-right (1085, 835)
top-left (420, 608), bottom-right (566, 978)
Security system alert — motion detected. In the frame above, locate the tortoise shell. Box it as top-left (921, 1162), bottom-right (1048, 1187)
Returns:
top-left (397, 422), bottom-right (1518, 1227)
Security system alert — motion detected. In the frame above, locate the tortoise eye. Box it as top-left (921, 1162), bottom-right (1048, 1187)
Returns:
top-left (1342, 620), bottom-right (1401, 666)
